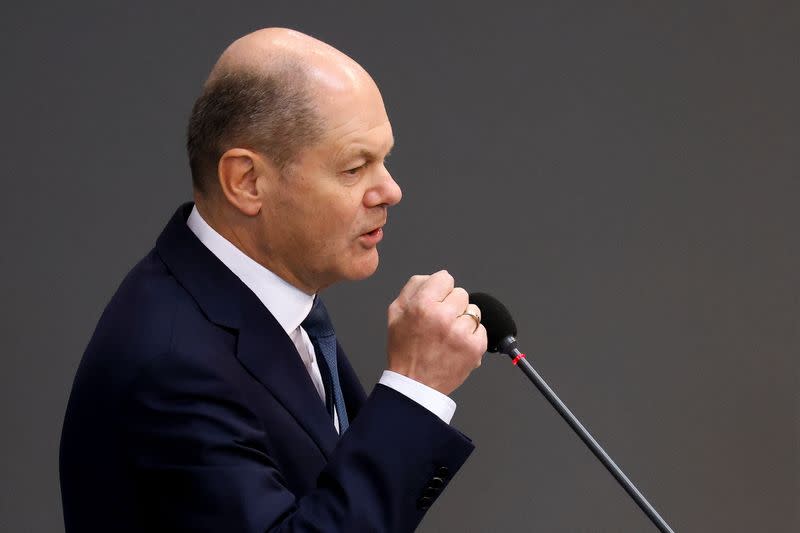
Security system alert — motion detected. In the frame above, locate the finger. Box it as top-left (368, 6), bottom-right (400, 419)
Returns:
top-left (395, 274), bottom-right (430, 306)
top-left (475, 349), bottom-right (486, 368)
top-left (453, 303), bottom-right (482, 334)
top-left (470, 324), bottom-right (488, 366)
top-left (454, 313), bottom-right (480, 335)
top-left (414, 270), bottom-right (455, 304)
top-left (465, 303), bottom-right (481, 322)
top-left (441, 287), bottom-right (469, 315)
top-left (474, 323), bottom-right (488, 351)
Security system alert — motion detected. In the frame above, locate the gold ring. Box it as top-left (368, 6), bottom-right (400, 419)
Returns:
top-left (459, 309), bottom-right (481, 332)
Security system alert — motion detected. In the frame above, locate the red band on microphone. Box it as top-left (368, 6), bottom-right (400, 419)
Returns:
top-left (512, 353), bottom-right (526, 366)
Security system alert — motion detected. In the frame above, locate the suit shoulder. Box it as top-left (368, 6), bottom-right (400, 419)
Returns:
top-left (75, 249), bottom-right (228, 391)
top-left (90, 249), bottom-right (186, 355)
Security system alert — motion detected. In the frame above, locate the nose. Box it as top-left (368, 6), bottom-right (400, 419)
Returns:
top-left (364, 165), bottom-right (402, 207)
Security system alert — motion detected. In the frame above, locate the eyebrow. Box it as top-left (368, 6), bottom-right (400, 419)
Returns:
top-left (343, 141), bottom-right (395, 162)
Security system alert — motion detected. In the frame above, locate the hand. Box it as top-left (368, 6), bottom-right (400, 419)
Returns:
top-left (387, 270), bottom-right (488, 396)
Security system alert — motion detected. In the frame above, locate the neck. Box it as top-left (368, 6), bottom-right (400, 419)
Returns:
top-left (193, 196), bottom-right (320, 295)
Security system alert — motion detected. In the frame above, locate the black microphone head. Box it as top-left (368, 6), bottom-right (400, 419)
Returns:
top-left (469, 292), bottom-right (517, 352)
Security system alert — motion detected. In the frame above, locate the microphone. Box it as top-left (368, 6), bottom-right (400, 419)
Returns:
top-left (469, 292), bottom-right (675, 533)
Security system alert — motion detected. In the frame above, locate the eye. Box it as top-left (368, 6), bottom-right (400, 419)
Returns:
top-left (344, 163), bottom-right (366, 176)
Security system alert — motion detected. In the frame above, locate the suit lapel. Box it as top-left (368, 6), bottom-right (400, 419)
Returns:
top-left (156, 203), bottom-right (339, 458)
top-left (236, 298), bottom-right (339, 457)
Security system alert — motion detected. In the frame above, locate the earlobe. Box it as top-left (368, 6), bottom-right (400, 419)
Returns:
top-left (218, 148), bottom-right (262, 216)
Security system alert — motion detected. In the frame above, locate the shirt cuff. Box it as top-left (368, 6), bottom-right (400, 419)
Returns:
top-left (378, 370), bottom-right (457, 425)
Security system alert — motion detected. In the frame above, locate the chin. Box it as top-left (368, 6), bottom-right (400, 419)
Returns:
top-left (344, 251), bottom-right (380, 281)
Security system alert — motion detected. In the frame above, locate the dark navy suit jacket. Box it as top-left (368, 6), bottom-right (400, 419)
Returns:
top-left (60, 203), bottom-right (473, 532)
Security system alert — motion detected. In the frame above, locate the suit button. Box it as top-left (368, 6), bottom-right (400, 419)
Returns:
top-left (430, 476), bottom-right (445, 489)
top-left (422, 487), bottom-right (439, 497)
top-left (417, 496), bottom-right (434, 510)
top-left (436, 466), bottom-right (450, 477)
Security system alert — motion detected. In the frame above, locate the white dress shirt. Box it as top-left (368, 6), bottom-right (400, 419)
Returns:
top-left (186, 206), bottom-right (456, 431)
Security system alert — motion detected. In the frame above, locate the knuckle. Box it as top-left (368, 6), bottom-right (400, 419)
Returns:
top-left (449, 322), bottom-right (467, 339)
top-left (404, 275), bottom-right (424, 290)
top-left (436, 269), bottom-right (453, 283)
top-left (434, 305), bottom-right (452, 325)
top-left (405, 301), bottom-right (431, 324)
top-left (411, 298), bottom-right (429, 315)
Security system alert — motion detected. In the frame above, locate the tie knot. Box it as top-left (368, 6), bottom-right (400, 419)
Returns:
top-left (302, 297), bottom-right (335, 339)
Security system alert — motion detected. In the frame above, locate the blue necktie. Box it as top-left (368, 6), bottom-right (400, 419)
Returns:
top-left (301, 297), bottom-right (349, 432)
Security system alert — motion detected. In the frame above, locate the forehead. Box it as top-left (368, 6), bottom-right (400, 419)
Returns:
top-left (312, 79), bottom-right (394, 157)
top-left (332, 124), bottom-right (394, 162)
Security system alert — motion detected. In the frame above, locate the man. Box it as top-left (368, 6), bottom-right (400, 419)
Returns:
top-left (60, 28), bottom-right (487, 532)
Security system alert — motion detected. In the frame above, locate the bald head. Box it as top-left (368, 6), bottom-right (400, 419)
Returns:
top-left (211, 28), bottom-right (368, 88)
top-left (187, 28), bottom-right (375, 194)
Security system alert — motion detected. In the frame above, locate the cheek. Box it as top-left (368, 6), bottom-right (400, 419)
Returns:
top-left (294, 187), bottom-right (366, 262)
top-left (297, 210), bottom-right (349, 262)
top-left (322, 194), bottom-right (363, 241)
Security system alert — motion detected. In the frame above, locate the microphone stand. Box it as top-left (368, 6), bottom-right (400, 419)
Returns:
top-left (500, 337), bottom-right (675, 533)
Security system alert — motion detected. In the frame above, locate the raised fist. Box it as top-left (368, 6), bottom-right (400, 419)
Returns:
top-left (387, 270), bottom-right (488, 395)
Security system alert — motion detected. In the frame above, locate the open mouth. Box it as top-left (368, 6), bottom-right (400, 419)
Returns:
top-left (359, 225), bottom-right (384, 245)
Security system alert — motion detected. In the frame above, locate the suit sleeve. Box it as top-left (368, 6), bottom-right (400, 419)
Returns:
top-left (124, 349), bottom-right (474, 533)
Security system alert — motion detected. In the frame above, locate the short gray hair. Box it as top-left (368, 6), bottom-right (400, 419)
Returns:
top-left (186, 64), bottom-right (324, 193)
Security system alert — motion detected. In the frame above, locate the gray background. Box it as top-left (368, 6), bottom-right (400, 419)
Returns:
top-left (1, 1), bottom-right (798, 531)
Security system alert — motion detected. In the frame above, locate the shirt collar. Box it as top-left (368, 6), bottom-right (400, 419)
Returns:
top-left (186, 205), bottom-right (314, 334)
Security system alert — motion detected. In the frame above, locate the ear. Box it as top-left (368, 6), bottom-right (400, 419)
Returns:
top-left (217, 148), bottom-right (275, 216)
